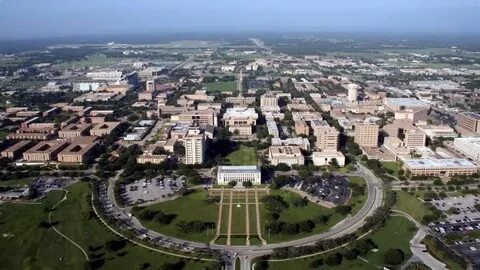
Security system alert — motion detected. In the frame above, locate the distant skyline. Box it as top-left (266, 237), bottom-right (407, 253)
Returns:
top-left (0, 0), bottom-right (479, 40)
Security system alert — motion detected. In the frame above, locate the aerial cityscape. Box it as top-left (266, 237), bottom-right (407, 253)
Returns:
top-left (1, 1), bottom-right (480, 270)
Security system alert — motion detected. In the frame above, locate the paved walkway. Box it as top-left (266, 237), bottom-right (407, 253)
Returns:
top-left (254, 188), bottom-right (267, 245)
top-left (227, 190), bottom-right (233, 245)
top-left (392, 210), bottom-right (448, 270)
top-left (245, 189), bottom-right (250, 246)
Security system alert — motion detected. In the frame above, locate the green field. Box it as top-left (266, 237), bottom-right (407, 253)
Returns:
top-left (267, 216), bottom-right (415, 270)
top-left (381, 161), bottom-right (402, 177)
top-left (226, 146), bottom-right (258, 165)
top-left (204, 81), bottom-right (236, 92)
top-left (132, 189), bottom-right (218, 243)
top-left (0, 130), bottom-right (8, 140)
top-left (265, 180), bottom-right (367, 244)
top-left (135, 179), bottom-right (368, 245)
top-left (347, 176), bottom-right (368, 214)
top-left (0, 178), bottom-right (32, 187)
top-left (393, 190), bottom-right (434, 222)
top-left (0, 182), bottom-right (213, 269)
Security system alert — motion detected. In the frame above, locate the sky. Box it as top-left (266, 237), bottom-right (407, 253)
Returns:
top-left (0, 0), bottom-right (479, 40)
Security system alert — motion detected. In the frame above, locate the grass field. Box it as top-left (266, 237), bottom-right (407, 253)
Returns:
top-left (381, 161), bottom-right (402, 177)
top-left (267, 216), bottom-right (416, 270)
top-left (0, 178), bottom-right (32, 187)
top-left (0, 130), bottom-right (8, 140)
top-left (393, 190), bottom-right (434, 222)
top-left (133, 189), bottom-right (218, 243)
top-left (136, 178), bottom-right (368, 246)
top-left (0, 182), bottom-right (212, 269)
top-left (226, 146), bottom-right (258, 165)
top-left (204, 81), bottom-right (236, 92)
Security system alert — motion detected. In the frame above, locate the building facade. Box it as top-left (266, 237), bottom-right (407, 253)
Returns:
top-left (217, 166), bottom-right (261, 185)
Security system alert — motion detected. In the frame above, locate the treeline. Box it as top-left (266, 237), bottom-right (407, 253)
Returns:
top-left (271, 190), bottom-right (397, 259)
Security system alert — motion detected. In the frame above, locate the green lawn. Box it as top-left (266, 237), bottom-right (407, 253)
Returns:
top-left (132, 189), bottom-right (218, 243)
top-left (0, 182), bottom-right (213, 270)
top-left (347, 176), bottom-right (368, 214)
top-left (264, 187), bottom-right (366, 244)
top-left (204, 81), bottom-right (236, 92)
top-left (0, 130), bottom-right (8, 140)
top-left (226, 146), bottom-right (258, 165)
top-left (381, 161), bottom-right (402, 177)
top-left (393, 190), bottom-right (434, 222)
top-left (0, 178), bottom-right (32, 187)
top-left (135, 180), bottom-right (368, 245)
top-left (267, 216), bottom-right (416, 270)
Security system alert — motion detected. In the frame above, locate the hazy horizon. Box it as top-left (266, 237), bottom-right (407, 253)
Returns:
top-left (0, 0), bottom-right (479, 41)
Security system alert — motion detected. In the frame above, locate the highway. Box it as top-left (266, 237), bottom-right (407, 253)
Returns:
top-left (104, 163), bottom-right (384, 269)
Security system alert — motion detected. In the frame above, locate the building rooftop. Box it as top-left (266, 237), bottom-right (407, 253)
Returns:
top-left (385, 98), bottom-right (429, 107)
top-left (218, 166), bottom-right (260, 174)
top-left (223, 107), bottom-right (258, 119)
top-left (404, 158), bottom-right (477, 169)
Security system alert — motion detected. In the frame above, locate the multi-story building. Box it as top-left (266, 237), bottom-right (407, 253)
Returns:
top-left (136, 154), bottom-right (167, 164)
top-left (312, 151), bottom-right (346, 167)
top-left (404, 128), bottom-right (426, 148)
top-left (383, 98), bottom-right (431, 123)
top-left (271, 137), bottom-right (311, 151)
top-left (403, 158), bottom-right (478, 177)
top-left (89, 122), bottom-right (121, 137)
top-left (23, 140), bottom-right (69, 162)
top-left (266, 121), bottom-right (279, 138)
top-left (225, 94), bottom-right (256, 106)
top-left (57, 137), bottom-right (97, 164)
top-left (453, 137), bottom-right (480, 163)
top-left (217, 166), bottom-right (261, 185)
top-left (354, 121), bottom-right (379, 147)
top-left (184, 128), bottom-right (205, 165)
top-left (223, 107), bottom-right (258, 136)
top-left (1, 140), bottom-right (34, 159)
top-left (311, 120), bottom-right (339, 151)
top-left (170, 110), bottom-right (217, 126)
top-left (59, 124), bottom-right (92, 138)
top-left (260, 93), bottom-right (278, 107)
top-left (295, 120), bottom-right (310, 136)
top-left (457, 112), bottom-right (480, 134)
top-left (268, 145), bottom-right (304, 166)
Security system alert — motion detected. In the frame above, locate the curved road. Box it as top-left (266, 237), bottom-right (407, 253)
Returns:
top-left (105, 163), bottom-right (384, 268)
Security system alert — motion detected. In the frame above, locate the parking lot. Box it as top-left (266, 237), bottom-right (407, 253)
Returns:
top-left (120, 176), bottom-right (186, 206)
top-left (32, 177), bottom-right (75, 194)
top-left (430, 219), bottom-right (480, 267)
top-left (431, 195), bottom-right (480, 221)
top-left (289, 175), bottom-right (349, 205)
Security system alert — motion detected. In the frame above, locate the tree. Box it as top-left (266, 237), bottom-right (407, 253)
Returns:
top-left (243, 181), bottom-right (253, 188)
top-left (309, 258), bottom-right (323, 268)
top-left (334, 205), bottom-right (352, 215)
top-left (343, 249), bottom-right (358, 260)
top-left (329, 158), bottom-right (339, 168)
top-left (228, 181), bottom-right (237, 187)
top-left (384, 248), bottom-right (404, 265)
top-left (325, 253), bottom-right (342, 266)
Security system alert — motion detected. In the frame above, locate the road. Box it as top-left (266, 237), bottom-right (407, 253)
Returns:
top-left (103, 163), bottom-right (384, 269)
top-left (167, 56), bottom-right (194, 75)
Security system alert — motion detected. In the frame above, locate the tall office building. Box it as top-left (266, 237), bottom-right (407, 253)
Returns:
top-left (311, 120), bottom-right (339, 151)
top-left (457, 112), bottom-right (480, 134)
top-left (354, 121), bottom-right (379, 147)
top-left (260, 93), bottom-right (278, 107)
top-left (184, 128), bottom-right (205, 165)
